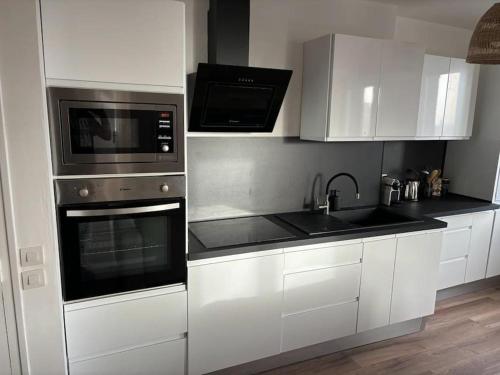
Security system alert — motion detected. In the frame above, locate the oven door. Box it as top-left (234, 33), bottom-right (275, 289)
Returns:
top-left (60, 101), bottom-right (177, 165)
top-left (58, 199), bottom-right (186, 302)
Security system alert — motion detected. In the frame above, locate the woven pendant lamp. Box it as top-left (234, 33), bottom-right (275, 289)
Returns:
top-left (467, 3), bottom-right (500, 64)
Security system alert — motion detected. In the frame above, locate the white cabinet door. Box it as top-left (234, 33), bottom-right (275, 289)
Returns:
top-left (442, 58), bottom-right (480, 138)
top-left (328, 34), bottom-right (382, 139)
top-left (417, 55), bottom-right (450, 138)
top-left (487, 210), bottom-right (500, 278)
top-left (41, 0), bottom-right (185, 90)
top-left (438, 258), bottom-right (467, 290)
top-left (376, 41), bottom-right (424, 138)
top-left (0, 289), bottom-right (11, 375)
top-left (69, 338), bottom-right (186, 375)
top-left (188, 254), bottom-right (284, 375)
top-left (466, 211), bottom-right (494, 283)
top-left (357, 237), bottom-right (397, 332)
top-left (390, 231), bottom-right (442, 324)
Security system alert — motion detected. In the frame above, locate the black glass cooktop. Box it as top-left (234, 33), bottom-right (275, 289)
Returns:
top-left (189, 216), bottom-right (295, 249)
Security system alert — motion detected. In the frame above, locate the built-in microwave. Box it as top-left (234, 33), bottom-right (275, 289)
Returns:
top-left (55, 176), bottom-right (186, 302)
top-left (47, 87), bottom-right (184, 176)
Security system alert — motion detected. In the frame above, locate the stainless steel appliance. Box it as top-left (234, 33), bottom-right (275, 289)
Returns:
top-left (403, 180), bottom-right (420, 201)
top-left (55, 176), bottom-right (186, 301)
top-left (47, 87), bottom-right (184, 175)
top-left (381, 176), bottom-right (401, 206)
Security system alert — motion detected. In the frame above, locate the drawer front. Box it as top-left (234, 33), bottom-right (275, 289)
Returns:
top-left (438, 258), bottom-right (467, 290)
top-left (284, 243), bottom-right (362, 273)
top-left (69, 338), bottom-right (186, 375)
top-left (66, 290), bottom-right (187, 360)
top-left (437, 214), bottom-right (473, 230)
top-left (282, 301), bottom-right (358, 352)
top-left (441, 228), bottom-right (471, 261)
top-left (283, 263), bottom-right (361, 314)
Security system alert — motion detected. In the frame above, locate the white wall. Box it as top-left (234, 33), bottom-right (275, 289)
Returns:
top-left (394, 17), bottom-right (472, 59)
top-left (445, 65), bottom-right (500, 201)
top-left (0, 0), bottom-right (66, 374)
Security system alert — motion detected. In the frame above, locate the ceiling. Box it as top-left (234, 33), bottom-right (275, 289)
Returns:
top-left (364, 0), bottom-right (496, 30)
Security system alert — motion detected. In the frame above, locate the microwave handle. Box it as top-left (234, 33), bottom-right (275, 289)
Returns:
top-left (66, 203), bottom-right (180, 217)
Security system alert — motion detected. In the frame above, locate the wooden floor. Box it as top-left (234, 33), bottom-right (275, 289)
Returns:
top-left (263, 287), bottom-right (500, 375)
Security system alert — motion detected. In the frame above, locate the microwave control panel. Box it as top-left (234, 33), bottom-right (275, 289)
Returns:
top-left (157, 111), bottom-right (174, 153)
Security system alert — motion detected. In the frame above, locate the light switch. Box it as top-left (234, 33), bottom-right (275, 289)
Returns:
top-left (21, 269), bottom-right (45, 290)
top-left (20, 246), bottom-right (44, 267)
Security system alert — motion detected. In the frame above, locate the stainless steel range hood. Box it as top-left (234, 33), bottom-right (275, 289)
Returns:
top-left (188, 0), bottom-right (292, 133)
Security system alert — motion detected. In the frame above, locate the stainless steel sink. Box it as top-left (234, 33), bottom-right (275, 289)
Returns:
top-left (330, 207), bottom-right (422, 228)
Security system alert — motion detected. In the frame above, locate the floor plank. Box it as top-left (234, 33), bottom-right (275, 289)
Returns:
top-left (262, 286), bottom-right (500, 375)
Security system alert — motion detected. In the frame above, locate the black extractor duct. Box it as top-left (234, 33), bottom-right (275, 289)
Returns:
top-left (188, 0), bottom-right (292, 133)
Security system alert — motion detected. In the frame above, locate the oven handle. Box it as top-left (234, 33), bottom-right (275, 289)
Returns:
top-left (66, 203), bottom-right (180, 217)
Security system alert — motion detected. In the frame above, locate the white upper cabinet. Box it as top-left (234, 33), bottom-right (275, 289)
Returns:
top-left (40, 0), bottom-right (185, 91)
top-left (300, 34), bottom-right (382, 141)
top-left (442, 58), bottom-right (480, 138)
top-left (417, 55), bottom-right (450, 138)
top-left (376, 41), bottom-right (425, 138)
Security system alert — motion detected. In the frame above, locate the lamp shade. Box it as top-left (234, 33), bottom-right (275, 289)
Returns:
top-left (467, 3), bottom-right (500, 64)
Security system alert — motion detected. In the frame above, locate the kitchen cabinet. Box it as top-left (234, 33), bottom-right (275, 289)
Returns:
top-left (390, 231), bottom-right (443, 324)
top-left (486, 210), bottom-right (500, 278)
top-left (281, 241), bottom-right (362, 351)
top-left (416, 55), bottom-right (450, 138)
top-left (64, 286), bottom-right (187, 374)
top-left (442, 58), bottom-right (480, 138)
top-left (300, 34), bottom-right (382, 141)
top-left (0, 289), bottom-right (11, 375)
top-left (437, 211), bottom-right (494, 289)
top-left (357, 236), bottom-right (397, 332)
top-left (40, 0), bottom-right (185, 92)
top-left (375, 41), bottom-right (425, 138)
top-left (300, 35), bottom-right (424, 141)
top-left (187, 252), bottom-right (284, 375)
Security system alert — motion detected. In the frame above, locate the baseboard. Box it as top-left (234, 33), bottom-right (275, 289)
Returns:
top-left (437, 275), bottom-right (500, 301)
top-left (211, 318), bottom-right (423, 374)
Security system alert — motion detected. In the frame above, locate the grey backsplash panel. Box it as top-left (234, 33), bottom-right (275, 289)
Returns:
top-left (188, 137), bottom-right (383, 221)
top-left (188, 138), bottom-right (447, 222)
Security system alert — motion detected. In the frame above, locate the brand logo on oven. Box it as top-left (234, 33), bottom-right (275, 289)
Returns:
top-left (238, 78), bottom-right (254, 83)
top-left (119, 187), bottom-right (132, 191)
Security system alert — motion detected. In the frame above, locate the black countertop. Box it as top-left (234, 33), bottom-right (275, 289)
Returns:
top-left (188, 194), bottom-right (498, 261)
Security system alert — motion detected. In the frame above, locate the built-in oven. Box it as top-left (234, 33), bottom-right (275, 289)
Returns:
top-left (55, 176), bottom-right (186, 302)
top-left (47, 87), bottom-right (184, 175)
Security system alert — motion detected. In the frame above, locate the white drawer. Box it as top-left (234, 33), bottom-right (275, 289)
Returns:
top-left (438, 258), bottom-right (467, 290)
top-left (65, 290), bottom-right (187, 361)
top-left (441, 227), bottom-right (471, 260)
top-left (69, 338), bottom-right (186, 375)
top-left (284, 242), bottom-right (362, 273)
top-left (282, 301), bottom-right (358, 352)
top-left (283, 263), bottom-right (361, 314)
top-left (437, 214), bottom-right (473, 230)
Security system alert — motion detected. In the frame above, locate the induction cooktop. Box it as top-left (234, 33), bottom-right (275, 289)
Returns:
top-left (189, 216), bottom-right (295, 249)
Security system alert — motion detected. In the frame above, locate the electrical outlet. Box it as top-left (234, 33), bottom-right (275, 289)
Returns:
top-left (21, 269), bottom-right (45, 290)
top-left (20, 246), bottom-right (44, 267)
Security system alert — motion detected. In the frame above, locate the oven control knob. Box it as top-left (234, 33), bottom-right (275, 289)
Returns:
top-left (160, 184), bottom-right (169, 193)
top-left (78, 188), bottom-right (89, 198)
top-left (161, 144), bottom-right (170, 152)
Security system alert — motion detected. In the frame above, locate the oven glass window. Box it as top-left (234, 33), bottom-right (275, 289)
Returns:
top-left (78, 216), bottom-right (170, 281)
top-left (68, 108), bottom-right (159, 154)
top-left (202, 84), bottom-right (274, 127)
top-left (60, 201), bottom-right (186, 301)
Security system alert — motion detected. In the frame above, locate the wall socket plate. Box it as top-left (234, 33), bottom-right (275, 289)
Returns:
top-left (21, 269), bottom-right (45, 290)
top-left (20, 246), bottom-right (44, 267)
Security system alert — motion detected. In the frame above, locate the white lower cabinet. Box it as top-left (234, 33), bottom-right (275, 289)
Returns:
top-left (65, 286), bottom-right (187, 375)
top-left (487, 209), bottom-right (500, 278)
top-left (390, 231), bottom-right (443, 324)
top-left (437, 211), bottom-right (494, 290)
top-left (357, 237), bottom-right (397, 332)
top-left (69, 338), bottom-right (186, 375)
top-left (187, 253), bottom-right (284, 375)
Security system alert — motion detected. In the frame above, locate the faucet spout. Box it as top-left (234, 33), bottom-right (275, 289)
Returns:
top-left (325, 173), bottom-right (360, 198)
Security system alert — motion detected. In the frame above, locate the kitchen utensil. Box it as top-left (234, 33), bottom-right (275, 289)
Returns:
top-left (404, 180), bottom-right (420, 201)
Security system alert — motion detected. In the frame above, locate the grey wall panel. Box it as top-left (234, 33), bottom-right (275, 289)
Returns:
top-left (187, 138), bottom-right (383, 221)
